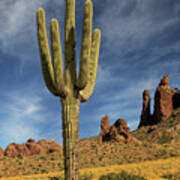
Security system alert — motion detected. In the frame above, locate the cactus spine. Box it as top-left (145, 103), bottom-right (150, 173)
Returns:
top-left (36, 0), bottom-right (101, 179)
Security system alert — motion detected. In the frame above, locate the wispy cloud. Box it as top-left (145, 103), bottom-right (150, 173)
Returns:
top-left (0, 80), bottom-right (62, 149)
top-left (97, 0), bottom-right (180, 54)
top-left (0, 0), bottom-right (64, 61)
top-left (0, 94), bottom-right (43, 148)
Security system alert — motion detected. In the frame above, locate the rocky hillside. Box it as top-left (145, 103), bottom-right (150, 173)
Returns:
top-left (132, 107), bottom-right (180, 144)
top-left (98, 75), bottom-right (180, 145)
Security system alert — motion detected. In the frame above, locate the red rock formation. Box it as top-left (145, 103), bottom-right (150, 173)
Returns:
top-left (37, 139), bottom-right (62, 153)
top-left (0, 146), bottom-right (4, 156)
top-left (100, 117), bottom-right (141, 144)
top-left (4, 143), bottom-right (32, 157)
top-left (153, 75), bottom-right (173, 123)
top-left (172, 88), bottom-right (180, 109)
top-left (4, 143), bottom-right (22, 157)
top-left (139, 75), bottom-right (180, 128)
top-left (138, 89), bottom-right (153, 128)
top-left (4, 139), bottom-right (62, 157)
top-left (19, 143), bottom-right (31, 156)
top-left (108, 125), bottom-right (118, 141)
top-left (110, 119), bottom-right (141, 144)
top-left (113, 118), bottom-right (130, 138)
top-left (26, 142), bottom-right (45, 155)
top-left (100, 114), bottom-right (110, 137)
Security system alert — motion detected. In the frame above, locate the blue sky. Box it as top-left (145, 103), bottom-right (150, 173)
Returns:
top-left (0, 0), bottom-right (180, 150)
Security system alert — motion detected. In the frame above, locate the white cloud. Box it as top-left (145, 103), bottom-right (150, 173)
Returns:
top-left (96, 64), bottom-right (113, 85)
top-left (0, 80), bottom-right (56, 148)
top-left (96, 69), bottom-right (160, 104)
top-left (97, 0), bottom-right (180, 54)
top-left (0, 1), bottom-right (41, 46)
top-left (0, 0), bottom-right (64, 60)
top-left (1, 122), bottom-right (39, 143)
top-left (0, 95), bottom-right (44, 143)
top-left (6, 95), bottom-right (43, 120)
top-left (128, 120), bottom-right (139, 130)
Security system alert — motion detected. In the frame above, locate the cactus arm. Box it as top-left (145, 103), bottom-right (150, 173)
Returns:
top-left (37, 8), bottom-right (58, 96)
top-left (50, 19), bottom-right (69, 98)
top-left (64, 0), bottom-right (77, 89)
top-left (75, 0), bottom-right (93, 90)
top-left (79, 29), bottom-right (101, 102)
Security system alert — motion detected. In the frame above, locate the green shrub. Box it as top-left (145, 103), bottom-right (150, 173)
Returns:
top-left (99, 170), bottom-right (146, 180)
top-left (17, 154), bottom-right (23, 159)
top-left (41, 169), bottom-right (48, 174)
top-left (162, 174), bottom-right (174, 179)
top-left (48, 172), bottom-right (93, 180)
top-left (80, 171), bottom-right (94, 180)
top-left (158, 135), bottom-right (172, 144)
top-left (162, 172), bottom-right (180, 180)
top-left (48, 176), bottom-right (64, 180)
top-left (39, 155), bottom-right (47, 160)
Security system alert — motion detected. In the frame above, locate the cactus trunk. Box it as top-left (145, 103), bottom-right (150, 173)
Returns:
top-left (61, 99), bottom-right (79, 180)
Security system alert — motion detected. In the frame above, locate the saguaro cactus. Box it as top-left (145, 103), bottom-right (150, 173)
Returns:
top-left (36, 0), bottom-right (101, 179)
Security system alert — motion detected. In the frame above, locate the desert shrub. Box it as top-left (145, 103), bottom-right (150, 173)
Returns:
top-left (18, 161), bottom-right (22, 165)
top-left (49, 176), bottom-right (64, 180)
top-left (50, 156), bottom-right (55, 160)
top-left (57, 162), bottom-right (61, 167)
top-left (41, 169), bottom-right (48, 173)
top-left (48, 172), bottom-right (93, 180)
top-left (80, 171), bottom-right (94, 180)
top-left (162, 172), bottom-right (180, 180)
top-left (158, 134), bottom-right (172, 144)
top-left (34, 170), bottom-right (39, 174)
top-left (39, 155), bottom-right (47, 160)
top-left (99, 170), bottom-right (146, 180)
top-left (17, 154), bottom-right (23, 159)
top-left (162, 174), bottom-right (174, 179)
top-left (47, 149), bottom-right (54, 154)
